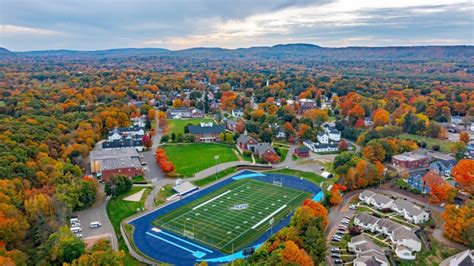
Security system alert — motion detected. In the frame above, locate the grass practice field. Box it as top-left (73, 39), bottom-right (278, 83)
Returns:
top-left (167, 118), bottom-right (214, 135)
top-left (153, 179), bottom-right (311, 253)
top-left (163, 143), bottom-right (238, 177)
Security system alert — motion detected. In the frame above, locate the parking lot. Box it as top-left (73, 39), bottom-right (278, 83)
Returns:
top-left (73, 184), bottom-right (118, 250)
top-left (327, 210), bottom-right (356, 265)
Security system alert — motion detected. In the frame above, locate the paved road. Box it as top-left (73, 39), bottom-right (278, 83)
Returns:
top-left (74, 183), bottom-right (118, 250)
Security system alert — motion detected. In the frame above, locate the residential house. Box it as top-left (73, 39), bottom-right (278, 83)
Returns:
top-left (364, 117), bottom-right (374, 127)
top-left (391, 199), bottom-right (429, 224)
top-left (392, 151), bottom-right (430, 170)
top-left (430, 158), bottom-right (457, 178)
top-left (451, 115), bottom-right (464, 124)
top-left (236, 134), bottom-right (258, 151)
top-left (294, 146), bottom-right (310, 158)
top-left (354, 213), bottom-right (380, 232)
top-left (440, 249), bottom-right (473, 266)
top-left (248, 143), bottom-right (277, 159)
top-left (407, 169), bottom-right (430, 193)
top-left (468, 142), bottom-right (474, 158)
top-left (231, 109), bottom-right (244, 118)
top-left (131, 115), bottom-right (146, 127)
top-left (327, 127), bottom-right (341, 142)
top-left (348, 235), bottom-right (389, 266)
top-left (354, 213), bottom-right (422, 260)
top-left (368, 194), bottom-right (394, 210)
top-left (108, 126), bottom-right (145, 142)
top-left (298, 98), bottom-right (317, 113)
top-left (224, 118), bottom-right (238, 132)
top-left (188, 122), bottom-right (225, 142)
top-left (317, 133), bottom-right (329, 144)
top-left (359, 190), bottom-right (377, 204)
top-left (276, 127), bottom-right (286, 139)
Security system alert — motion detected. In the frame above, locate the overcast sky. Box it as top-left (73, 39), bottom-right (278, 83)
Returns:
top-left (1, 0), bottom-right (473, 51)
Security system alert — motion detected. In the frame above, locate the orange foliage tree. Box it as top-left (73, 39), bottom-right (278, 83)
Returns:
top-left (451, 159), bottom-right (474, 194)
top-left (281, 240), bottom-right (313, 266)
top-left (372, 108), bottom-right (390, 127)
top-left (459, 131), bottom-right (470, 144)
top-left (301, 199), bottom-right (328, 227)
top-left (442, 202), bottom-right (474, 245)
top-left (422, 171), bottom-right (451, 203)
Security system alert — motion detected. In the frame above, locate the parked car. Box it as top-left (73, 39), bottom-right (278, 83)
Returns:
top-left (334, 259), bottom-right (343, 264)
top-left (330, 247), bottom-right (340, 252)
top-left (90, 221), bottom-right (102, 228)
top-left (70, 218), bottom-right (80, 224)
top-left (341, 220), bottom-right (349, 225)
top-left (331, 253), bottom-right (341, 258)
top-left (338, 225), bottom-right (348, 230)
top-left (74, 233), bottom-right (83, 238)
top-left (343, 216), bottom-right (351, 220)
top-left (70, 227), bottom-right (82, 233)
top-left (349, 204), bottom-right (357, 210)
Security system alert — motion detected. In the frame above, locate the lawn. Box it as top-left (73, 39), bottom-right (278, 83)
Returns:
top-left (163, 143), bottom-right (238, 177)
top-left (131, 175), bottom-right (147, 184)
top-left (106, 186), bottom-right (150, 266)
top-left (166, 118), bottom-right (214, 135)
top-left (192, 167), bottom-right (237, 187)
top-left (154, 184), bottom-right (176, 206)
top-left (398, 133), bottom-right (454, 152)
top-left (153, 179), bottom-right (311, 253)
top-left (265, 168), bottom-right (336, 190)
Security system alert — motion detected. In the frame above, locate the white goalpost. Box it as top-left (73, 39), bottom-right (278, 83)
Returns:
top-left (272, 174), bottom-right (283, 187)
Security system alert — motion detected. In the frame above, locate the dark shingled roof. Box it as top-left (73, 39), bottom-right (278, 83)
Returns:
top-left (188, 124), bottom-right (225, 134)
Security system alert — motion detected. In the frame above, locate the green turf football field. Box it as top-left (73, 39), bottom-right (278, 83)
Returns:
top-left (154, 179), bottom-right (311, 253)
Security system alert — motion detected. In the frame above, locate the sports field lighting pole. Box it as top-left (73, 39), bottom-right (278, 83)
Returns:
top-left (214, 155), bottom-right (219, 181)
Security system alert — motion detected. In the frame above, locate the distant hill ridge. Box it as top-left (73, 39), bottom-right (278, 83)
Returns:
top-left (1, 44), bottom-right (473, 61)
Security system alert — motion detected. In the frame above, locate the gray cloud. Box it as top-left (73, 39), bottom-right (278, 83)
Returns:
top-left (0, 0), bottom-right (472, 51)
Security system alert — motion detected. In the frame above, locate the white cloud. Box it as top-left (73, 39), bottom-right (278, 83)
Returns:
top-left (1, 24), bottom-right (62, 37)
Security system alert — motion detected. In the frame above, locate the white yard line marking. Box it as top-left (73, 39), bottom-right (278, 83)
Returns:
top-left (251, 204), bottom-right (287, 229)
top-left (192, 190), bottom-right (232, 210)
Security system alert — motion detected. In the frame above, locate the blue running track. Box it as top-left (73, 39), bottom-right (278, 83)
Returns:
top-left (129, 170), bottom-right (323, 265)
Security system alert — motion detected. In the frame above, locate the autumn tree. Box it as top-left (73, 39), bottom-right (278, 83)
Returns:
top-left (422, 172), bottom-right (451, 203)
top-left (261, 153), bottom-right (281, 164)
top-left (67, 239), bottom-right (125, 266)
top-left (142, 134), bottom-right (153, 150)
top-left (281, 240), bottom-right (313, 266)
top-left (452, 159), bottom-right (474, 194)
top-left (372, 108), bottom-right (390, 127)
top-left (442, 202), bottom-right (474, 246)
top-left (460, 131), bottom-right (470, 144)
top-left (297, 124), bottom-right (313, 140)
top-left (172, 99), bottom-right (183, 108)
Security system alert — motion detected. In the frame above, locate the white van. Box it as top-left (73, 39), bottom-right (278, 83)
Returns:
top-left (70, 218), bottom-right (80, 224)
top-left (70, 227), bottom-right (82, 233)
top-left (90, 221), bottom-right (102, 228)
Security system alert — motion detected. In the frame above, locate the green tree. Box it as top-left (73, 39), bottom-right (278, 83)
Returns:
top-left (104, 175), bottom-right (132, 197)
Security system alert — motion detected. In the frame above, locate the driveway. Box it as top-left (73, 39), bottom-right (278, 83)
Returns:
top-left (74, 183), bottom-right (118, 250)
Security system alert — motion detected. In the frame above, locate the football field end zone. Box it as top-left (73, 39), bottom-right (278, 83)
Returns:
top-left (128, 170), bottom-right (323, 265)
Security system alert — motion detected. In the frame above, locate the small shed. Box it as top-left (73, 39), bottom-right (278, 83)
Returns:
top-left (321, 171), bottom-right (334, 179)
top-left (172, 181), bottom-right (198, 196)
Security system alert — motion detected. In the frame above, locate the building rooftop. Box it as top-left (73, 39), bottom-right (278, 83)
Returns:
top-left (100, 157), bottom-right (142, 171)
top-left (393, 198), bottom-right (425, 217)
top-left (90, 148), bottom-right (139, 161)
top-left (188, 123), bottom-right (225, 134)
top-left (393, 152), bottom-right (429, 162)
